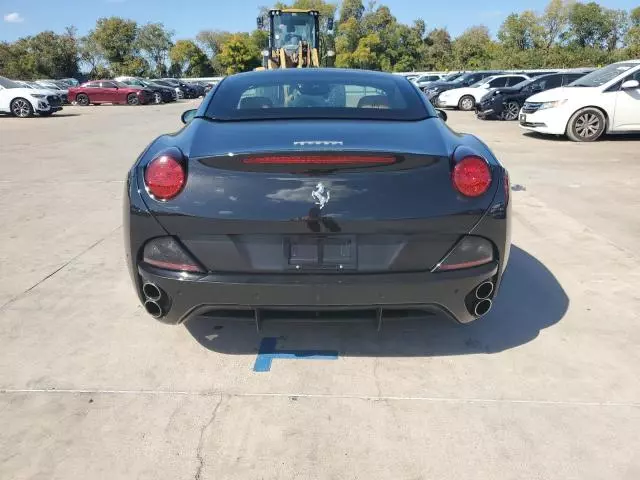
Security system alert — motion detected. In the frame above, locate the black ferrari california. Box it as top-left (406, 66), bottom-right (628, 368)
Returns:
top-left (124, 68), bottom-right (511, 327)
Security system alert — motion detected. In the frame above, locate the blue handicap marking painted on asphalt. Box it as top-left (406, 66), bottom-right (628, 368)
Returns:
top-left (253, 337), bottom-right (339, 372)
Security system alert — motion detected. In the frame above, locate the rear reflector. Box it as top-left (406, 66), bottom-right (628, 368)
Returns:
top-left (242, 155), bottom-right (396, 165)
top-left (452, 155), bottom-right (492, 197)
top-left (434, 236), bottom-right (494, 272)
top-left (143, 237), bottom-right (203, 273)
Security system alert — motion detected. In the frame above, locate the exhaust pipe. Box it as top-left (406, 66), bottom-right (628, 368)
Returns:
top-left (475, 281), bottom-right (494, 300)
top-left (144, 300), bottom-right (163, 319)
top-left (142, 282), bottom-right (162, 301)
top-left (474, 299), bottom-right (492, 317)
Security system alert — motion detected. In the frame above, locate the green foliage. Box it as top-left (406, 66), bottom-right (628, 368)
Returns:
top-left (93, 17), bottom-right (138, 64)
top-left (0, 29), bottom-right (79, 80)
top-left (136, 23), bottom-right (174, 76)
top-left (1, 0), bottom-right (638, 81)
top-left (217, 34), bottom-right (261, 75)
top-left (169, 40), bottom-right (212, 77)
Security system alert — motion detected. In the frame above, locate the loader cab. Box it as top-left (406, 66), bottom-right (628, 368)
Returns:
top-left (269, 10), bottom-right (320, 51)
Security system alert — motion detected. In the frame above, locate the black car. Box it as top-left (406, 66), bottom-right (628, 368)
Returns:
top-left (124, 69), bottom-right (511, 327)
top-left (120, 79), bottom-right (176, 103)
top-left (160, 78), bottom-right (198, 99)
top-left (422, 71), bottom-right (504, 101)
top-left (185, 82), bottom-right (206, 97)
top-left (476, 70), bottom-right (593, 120)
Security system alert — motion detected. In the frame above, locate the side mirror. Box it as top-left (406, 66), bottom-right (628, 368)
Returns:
top-left (181, 109), bottom-right (198, 124)
top-left (436, 109), bottom-right (448, 122)
top-left (621, 79), bottom-right (639, 90)
top-left (327, 18), bottom-right (334, 31)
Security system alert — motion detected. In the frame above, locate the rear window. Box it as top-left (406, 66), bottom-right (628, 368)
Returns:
top-left (205, 70), bottom-right (433, 121)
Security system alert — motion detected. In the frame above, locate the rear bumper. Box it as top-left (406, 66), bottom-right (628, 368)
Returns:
top-left (137, 262), bottom-right (500, 325)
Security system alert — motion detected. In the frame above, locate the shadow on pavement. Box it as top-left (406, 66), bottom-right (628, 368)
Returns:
top-left (185, 246), bottom-right (569, 357)
top-left (523, 131), bottom-right (640, 142)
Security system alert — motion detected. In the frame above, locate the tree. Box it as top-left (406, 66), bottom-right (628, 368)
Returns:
top-left (603, 9), bottom-right (628, 51)
top-left (169, 40), bottom-right (212, 77)
top-left (567, 2), bottom-right (612, 48)
top-left (196, 30), bottom-right (232, 58)
top-left (425, 28), bottom-right (453, 70)
top-left (216, 34), bottom-right (261, 74)
top-left (340, 0), bottom-right (365, 23)
top-left (93, 17), bottom-right (138, 65)
top-left (136, 23), bottom-right (173, 76)
top-left (541, 0), bottom-right (571, 48)
top-left (453, 26), bottom-right (495, 69)
top-left (79, 32), bottom-right (104, 74)
top-left (626, 7), bottom-right (640, 55)
top-left (498, 11), bottom-right (544, 50)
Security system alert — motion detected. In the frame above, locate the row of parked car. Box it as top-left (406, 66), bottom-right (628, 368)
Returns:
top-left (0, 75), bottom-right (218, 118)
top-left (420, 60), bottom-right (640, 142)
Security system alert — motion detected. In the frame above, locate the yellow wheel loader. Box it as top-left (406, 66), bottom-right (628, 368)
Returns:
top-left (256, 9), bottom-right (334, 70)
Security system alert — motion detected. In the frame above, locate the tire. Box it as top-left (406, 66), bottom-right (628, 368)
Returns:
top-left (153, 92), bottom-right (163, 104)
top-left (458, 95), bottom-right (475, 111)
top-left (127, 93), bottom-right (140, 106)
top-left (499, 101), bottom-right (520, 121)
top-left (566, 108), bottom-right (606, 142)
top-left (10, 98), bottom-right (34, 118)
top-left (76, 93), bottom-right (90, 106)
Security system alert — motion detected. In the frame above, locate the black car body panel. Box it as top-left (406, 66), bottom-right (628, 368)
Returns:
top-left (124, 69), bottom-right (511, 326)
top-left (476, 71), bottom-right (592, 120)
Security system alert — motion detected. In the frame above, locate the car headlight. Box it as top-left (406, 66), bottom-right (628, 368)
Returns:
top-left (31, 94), bottom-right (46, 99)
top-left (538, 99), bottom-right (567, 110)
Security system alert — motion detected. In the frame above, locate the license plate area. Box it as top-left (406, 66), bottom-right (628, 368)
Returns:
top-left (286, 236), bottom-right (356, 270)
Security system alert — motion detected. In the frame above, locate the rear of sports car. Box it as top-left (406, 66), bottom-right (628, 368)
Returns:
top-left (124, 69), bottom-right (510, 326)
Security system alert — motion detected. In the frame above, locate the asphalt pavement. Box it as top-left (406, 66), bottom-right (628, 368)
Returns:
top-left (0, 103), bottom-right (638, 480)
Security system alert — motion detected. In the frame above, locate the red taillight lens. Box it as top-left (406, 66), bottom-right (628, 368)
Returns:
top-left (452, 156), bottom-right (492, 197)
top-left (242, 155), bottom-right (396, 165)
top-left (144, 155), bottom-right (185, 200)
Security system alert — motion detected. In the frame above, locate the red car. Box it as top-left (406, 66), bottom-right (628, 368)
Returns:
top-left (68, 80), bottom-right (154, 106)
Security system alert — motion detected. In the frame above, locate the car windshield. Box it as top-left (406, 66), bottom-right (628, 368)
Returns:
top-left (470, 77), bottom-right (492, 88)
top-left (0, 77), bottom-right (22, 89)
top-left (568, 63), bottom-right (636, 87)
top-left (442, 73), bottom-right (462, 82)
top-left (450, 74), bottom-right (470, 84)
top-left (205, 71), bottom-right (434, 121)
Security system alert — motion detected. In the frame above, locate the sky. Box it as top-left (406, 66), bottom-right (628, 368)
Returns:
top-left (1, 0), bottom-right (638, 42)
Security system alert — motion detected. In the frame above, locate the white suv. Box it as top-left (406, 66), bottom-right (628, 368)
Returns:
top-left (0, 76), bottom-right (63, 117)
top-left (436, 74), bottom-right (530, 111)
top-left (519, 60), bottom-right (640, 141)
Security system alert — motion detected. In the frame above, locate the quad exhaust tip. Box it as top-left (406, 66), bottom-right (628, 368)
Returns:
top-left (474, 299), bottom-right (492, 317)
top-left (142, 282), bottom-right (162, 301)
top-left (144, 300), bottom-right (163, 318)
top-left (475, 281), bottom-right (494, 300)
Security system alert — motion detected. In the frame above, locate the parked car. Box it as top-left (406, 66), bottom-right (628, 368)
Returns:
top-left (0, 76), bottom-right (63, 117)
top-left (412, 74), bottom-right (444, 88)
top-left (185, 81), bottom-right (206, 97)
top-left (435, 74), bottom-right (531, 111)
top-left (34, 80), bottom-right (69, 104)
top-left (116, 77), bottom-right (176, 103)
top-left (160, 78), bottom-right (198, 99)
top-left (68, 80), bottom-right (154, 106)
top-left (152, 80), bottom-right (185, 99)
top-left (124, 68), bottom-right (510, 326)
top-left (423, 71), bottom-right (504, 101)
top-left (520, 60), bottom-right (640, 141)
top-left (477, 70), bottom-right (592, 121)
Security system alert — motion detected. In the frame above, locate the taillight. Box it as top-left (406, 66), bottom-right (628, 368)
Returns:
top-left (144, 154), bottom-right (185, 200)
top-left (242, 155), bottom-right (396, 165)
top-left (143, 237), bottom-right (203, 273)
top-left (452, 155), bottom-right (492, 197)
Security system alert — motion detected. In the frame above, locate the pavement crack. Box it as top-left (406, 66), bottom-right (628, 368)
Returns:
top-left (373, 359), bottom-right (382, 398)
top-left (0, 225), bottom-right (122, 313)
top-left (194, 395), bottom-right (224, 480)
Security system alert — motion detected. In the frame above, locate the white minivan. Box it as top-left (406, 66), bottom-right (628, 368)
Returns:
top-left (519, 60), bottom-right (640, 141)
